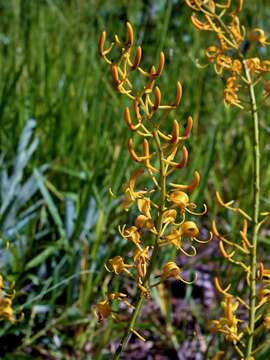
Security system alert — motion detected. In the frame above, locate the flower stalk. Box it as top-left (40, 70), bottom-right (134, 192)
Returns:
top-left (113, 130), bottom-right (166, 360)
top-left (95, 21), bottom-right (211, 357)
top-left (184, 0), bottom-right (270, 357)
top-left (244, 61), bottom-right (260, 360)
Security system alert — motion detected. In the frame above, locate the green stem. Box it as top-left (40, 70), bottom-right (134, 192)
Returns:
top-left (244, 62), bottom-right (260, 359)
top-left (113, 130), bottom-right (166, 360)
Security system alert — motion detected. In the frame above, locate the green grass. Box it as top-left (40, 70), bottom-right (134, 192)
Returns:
top-left (0, 0), bottom-right (270, 358)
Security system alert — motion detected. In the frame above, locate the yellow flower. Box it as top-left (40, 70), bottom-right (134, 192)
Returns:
top-left (159, 220), bottom-right (209, 255)
top-left (168, 190), bottom-right (189, 213)
top-left (210, 296), bottom-right (243, 344)
top-left (258, 287), bottom-right (270, 302)
top-left (180, 221), bottom-right (199, 238)
top-left (0, 294), bottom-right (14, 322)
top-left (94, 300), bottom-right (112, 321)
top-left (0, 275), bottom-right (3, 289)
top-left (122, 169), bottom-right (146, 209)
top-left (162, 209), bottom-right (177, 225)
top-left (135, 197), bottom-right (156, 232)
top-left (160, 261), bottom-right (195, 284)
top-left (250, 28), bottom-right (270, 46)
top-left (119, 225), bottom-right (141, 247)
top-left (105, 256), bottom-right (133, 275)
top-left (231, 59), bottom-right (242, 74)
top-left (137, 197), bottom-right (151, 218)
top-left (133, 247), bottom-right (150, 279)
top-left (180, 221), bottom-right (212, 243)
top-left (215, 54), bottom-right (233, 74)
top-left (245, 57), bottom-right (263, 73)
top-left (205, 46), bottom-right (219, 61)
top-left (258, 263), bottom-right (270, 280)
top-left (228, 15), bottom-right (244, 45)
top-left (161, 261), bottom-right (183, 280)
top-left (162, 229), bottom-right (182, 250)
top-left (264, 314), bottom-right (270, 329)
top-left (223, 76), bottom-right (243, 108)
top-left (135, 215), bottom-right (155, 230)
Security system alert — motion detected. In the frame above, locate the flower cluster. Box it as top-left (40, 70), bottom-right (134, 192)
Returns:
top-left (0, 275), bottom-right (15, 323)
top-left (257, 263), bottom-right (270, 330)
top-left (210, 292), bottom-right (243, 345)
top-left (95, 22), bottom-right (211, 341)
top-left (184, 1), bottom-right (270, 357)
top-left (185, 0), bottom-right (270, 108)
top-left (211, 193), bottom-right (270, 357)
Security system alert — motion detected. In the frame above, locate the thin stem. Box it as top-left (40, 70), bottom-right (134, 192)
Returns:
top-left (113, 130), bottom-right (166, 360)
top-left (244, 61), bottom-right (260, 359)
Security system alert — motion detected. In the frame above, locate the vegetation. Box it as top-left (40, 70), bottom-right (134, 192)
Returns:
top-left (1, 1), bottom-right (270, 359)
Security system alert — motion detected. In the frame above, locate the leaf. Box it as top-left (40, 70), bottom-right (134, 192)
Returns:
top-left (25, 246), bottom-right (57, 270)
top-left (34, 168), bottom-right (66, 240)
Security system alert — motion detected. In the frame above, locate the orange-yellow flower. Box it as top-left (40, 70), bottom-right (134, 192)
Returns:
top-left (264, 314), bottom-right (270, 329)
top-left (168, 191), bottom-right (189, 213)
top-left (94, 300), bottom-right (112, 321)
top-left (135, 197), bottom-right (156, 232)
top-left (122, 169), bottom-right (146, 209)
top-left (180, 221), bottom-right (199, 238)
top-left (133, 247), bottom-right (150, 279)
top-left (160, 261), bottom-right (195, 284)
top-left (223, 76), bottom-right (243, 108)
top-left (105, 256), bottom-right (133, 275)
top-left (161, 261), bottom-right (183, 280)
top-left (0, 295), bottom-right (14, 322)
top-left (210, 296), bottom-right (243, 344)
top-left (162, 209), bottom-right (177, 225)
top-left (119, 225), bottom-right (141, 247)
top-left (250, 28), bottom-right (270, 46)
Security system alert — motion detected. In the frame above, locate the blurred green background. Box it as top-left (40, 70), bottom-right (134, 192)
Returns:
top-left (0, 0), bottom-right (270, 359)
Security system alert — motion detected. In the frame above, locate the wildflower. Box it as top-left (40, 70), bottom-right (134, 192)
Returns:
top-left (231, 59), bottom-right (242, 74)
top-left (94, 300), bottom-right (112, 321)
top-left (168, 190), bottom-right (189, 213)
top-left (122, 169), bottom-right (146, 209)
top-left (98, 21), bottom-right (210, 350)
top-left (105, 256), bottom-right (133, 275)
top-left (134, 197), bottom-right (157, 232)
top-left (210, 296), bottom-right (243, 344)
top-left (161, 261), bottom-right (182, 280)
top-left (245, 57), bottom-right (263, 74)
top-left (160, 261), bottom-right (195, 284)
top-left (264, 314), bottom-right (270, 329)
top-left (0, 292), bottom-right (14, 323)
top-left (228, 15), bottom-right (244, 45)
top-left (135, 215), bottom-right (155, 231)
top-left (119, 225), bottom-right (142, 247)
top-left (0, 276), bottom-right (15, 323)
top-left (258, 263), bottom-right (270, 280)
top-left (223, 76), bottom-right (243, 108)
top-left (137, 198), bottom-right (151, 218)
top-left (250, 28), bottom-right (270, 46)
top-left (162, 209), bottom-right (177, 225)
top-left (180, 221), bottom-right (199, 238)
top-left (161, 229), bottom-right (182, 249)
top-left (181, 221), bottom-right (212, 243)
top-left (134, 247), bottom-right (150, 279)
